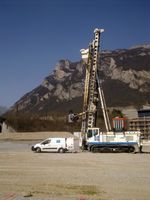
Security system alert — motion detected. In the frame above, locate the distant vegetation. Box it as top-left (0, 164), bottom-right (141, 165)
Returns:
top-left (111, 109), bottom-right (124, 118)
top-left (4, 108), bottom-right (121, 132)
top-left (5, 113), bottom-right (81, 132)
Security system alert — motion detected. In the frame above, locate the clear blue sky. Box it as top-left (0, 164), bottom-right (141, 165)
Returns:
top-left (0, 0), bottom-right (149, 107)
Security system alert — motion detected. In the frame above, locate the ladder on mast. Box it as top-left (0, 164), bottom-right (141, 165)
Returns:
top-left (81, 28), bottom-right (111, 133)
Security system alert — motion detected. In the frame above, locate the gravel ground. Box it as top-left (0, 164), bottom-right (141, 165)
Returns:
top-left (0, 141), bottom-right (150, 200)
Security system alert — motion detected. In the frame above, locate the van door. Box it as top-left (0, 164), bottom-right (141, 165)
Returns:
top-left (49, 139), bottom-right (62, 152)
top-left (53, 139), bottom-right (65, 152)
top-left (40, 139), bottom-right (52, 152)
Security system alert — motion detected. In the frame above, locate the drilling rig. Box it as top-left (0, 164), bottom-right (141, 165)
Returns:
top-left (80, 28), bottom-right (111, 134)
top-left (79, 28), bottom-right (141, 153)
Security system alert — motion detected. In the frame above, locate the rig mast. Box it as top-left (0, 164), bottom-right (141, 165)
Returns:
top-left (80, 28), bottom-right (111, 134)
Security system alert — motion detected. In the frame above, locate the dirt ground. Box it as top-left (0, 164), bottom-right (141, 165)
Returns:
top-left (0, 140), bottom-right (150, 200)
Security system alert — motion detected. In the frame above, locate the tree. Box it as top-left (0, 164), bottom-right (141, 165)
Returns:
top-left (111, 109), bottom-right (124, 118)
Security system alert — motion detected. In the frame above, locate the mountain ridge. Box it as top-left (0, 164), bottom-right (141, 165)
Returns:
top-left (7, 45), bottom-right (150, 116)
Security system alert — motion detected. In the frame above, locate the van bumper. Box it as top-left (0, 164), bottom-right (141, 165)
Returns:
top-left (31, 146), bottom-right (35, 151)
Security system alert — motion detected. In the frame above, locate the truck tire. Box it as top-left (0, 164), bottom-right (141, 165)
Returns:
top-left (128, 146), bottom-right (135, 153)
top-left (58, 148), bottom-right (65, 153)
top-left (36, 147), bottom-right (41, 153)
top-left (91, 146), bottom-right (99, 153)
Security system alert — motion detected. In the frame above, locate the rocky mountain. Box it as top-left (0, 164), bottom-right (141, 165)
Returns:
top-left (8, 45), bottom-right (150, 116)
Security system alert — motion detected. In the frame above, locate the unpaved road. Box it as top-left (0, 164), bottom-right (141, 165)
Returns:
top-left (0, 141), bottom-right (150, 200)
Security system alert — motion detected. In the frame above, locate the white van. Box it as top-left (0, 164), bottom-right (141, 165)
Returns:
top-left (31, 137), bottom-right (74, 153)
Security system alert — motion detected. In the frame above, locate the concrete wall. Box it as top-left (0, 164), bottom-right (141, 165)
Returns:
top-left (1, 122), bottom-right (16, 134)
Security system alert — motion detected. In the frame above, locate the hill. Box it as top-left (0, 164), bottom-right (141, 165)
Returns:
top-left (7, 45), bottom-right (150, 117)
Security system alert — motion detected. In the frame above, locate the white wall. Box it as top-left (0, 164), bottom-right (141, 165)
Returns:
top-left (1, 122), bottom-right (16, 133)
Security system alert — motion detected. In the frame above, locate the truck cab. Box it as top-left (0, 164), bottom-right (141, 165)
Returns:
top-left (86, 128), bottom-right (104, 144)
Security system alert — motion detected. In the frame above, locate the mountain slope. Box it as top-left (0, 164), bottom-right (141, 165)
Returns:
top-left (8, 45), bottom-right (150, 116)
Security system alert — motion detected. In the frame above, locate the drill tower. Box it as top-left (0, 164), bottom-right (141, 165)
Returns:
top-left (81, 28), bottom-right (111, 134)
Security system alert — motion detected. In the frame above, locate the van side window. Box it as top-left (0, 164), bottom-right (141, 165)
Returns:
top-left (42, 140), bottom-right (51, 145)
top-left (56, 140), bottom-right (61, 143)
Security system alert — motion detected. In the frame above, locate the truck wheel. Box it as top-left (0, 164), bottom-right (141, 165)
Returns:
top-left (128, 146), bottom-right (135, 153)
top-left (58, 148), bottom-right (65, 153)
top-left (36, 147), bottom-right (41, 153)
top-left (91, 146), bottom-right (98, 153)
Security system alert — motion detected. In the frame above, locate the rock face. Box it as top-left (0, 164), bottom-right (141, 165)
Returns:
top-left (100, 46), bottom-right (150, 92)
top-left (8, 45), bottom-right (150, 115)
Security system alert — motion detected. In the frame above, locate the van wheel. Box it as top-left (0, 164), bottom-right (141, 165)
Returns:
top-left (58, 148), bottom-right (65, 153)
top-left (36, 147), bottom-right (41, 153)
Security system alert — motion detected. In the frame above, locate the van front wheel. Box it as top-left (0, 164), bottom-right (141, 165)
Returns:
top-left (58, 148), bottom-right (65, 153)
top-left (36, 147), bottom-right (41, 153)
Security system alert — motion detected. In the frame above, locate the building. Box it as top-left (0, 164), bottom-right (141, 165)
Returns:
top-left (128, 109), bottom-right (150, 139)
top-left (138, 109), bottom-right (150, 118)
top-left (122, 108), bottom-right (138, 119)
